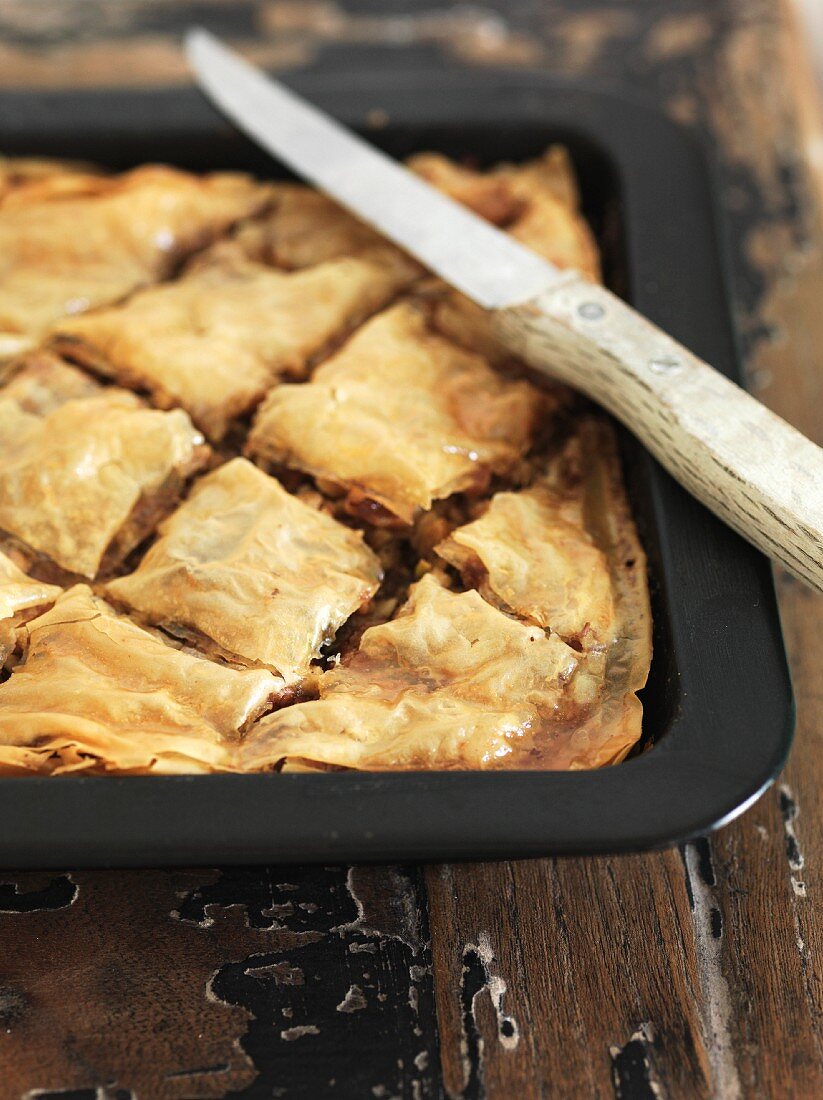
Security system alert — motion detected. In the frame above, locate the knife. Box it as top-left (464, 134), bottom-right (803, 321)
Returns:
top-left (186, 28), bottom-right (823, 592)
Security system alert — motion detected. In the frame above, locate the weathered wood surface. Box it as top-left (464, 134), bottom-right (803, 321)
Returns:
top-left (0, 1), bottom-right (821, 1097)
top-left (0, 866), bottom-right (440, 1098)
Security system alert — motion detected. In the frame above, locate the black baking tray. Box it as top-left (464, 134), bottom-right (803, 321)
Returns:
top-left (0, 69), bottom-right (793, 867)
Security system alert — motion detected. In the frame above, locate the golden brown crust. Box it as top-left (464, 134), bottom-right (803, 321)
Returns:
top-left (230, 183), bottom-right (421, 273)
top-left (437, 419), bottom-right (652, 765)
top-left (570, 420), bottom-right (653, 744)
top-left (247, 300), bottom-right (552, 524)
top-left (0, 157), bottom-right (103, 208)
top-left (51, 249), bottom-right (417, 440)
top-left (409, 146), bottom-right (600, 280)
top-left (106, 458), bottom-right (382, 683)
top-left (0, 164), bottom-right (269, 339)
top-left (240, 574), bottom-right (587, 771)
top-left (0, 147), bottom-right (652, 777)
top-left (0, 354), bottom-right (210, 579)
top-left (0, 586), bottom-right (281, 776)
top-left (437, 482), bottom-right (616, 642)
top-left (437, 421), bottom-right (630, 648)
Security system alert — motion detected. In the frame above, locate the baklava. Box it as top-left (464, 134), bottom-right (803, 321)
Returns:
top-left (0, 147), bottom-right (652, 775)
top-left (246, 299), bottom-right (552, 524)
top-left (106, 457), bottom-right (382, 684)
top-left (0, 585), bottom-right (279, 775)
top-left (52, 246), bottom-right (418, 441)
top-left (0, 352), bottom-right (209, 580)
top-left (0, 165), bottom-right (268, 347)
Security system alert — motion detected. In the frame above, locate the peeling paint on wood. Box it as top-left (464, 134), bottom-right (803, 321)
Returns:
top-left (681, 842), bottom-right (742, 1100)
top-left (1, 866), bottom-right (441, 1098)
top-left (428, 854), bottom-right (712, 1098)
top-left (0, 0), bottom-right (546, 87)
top-left (331, 865), bottom-right (423, 950)
top-left (779, 783), bottom-right (807, 904)
top-left (202, 864), bottom-right (440, 1097)
top-left (0, 870), bottom-right (260, 1096)
top-left (0, 874), bottom-right (78, 913)
top-left (465, 932), bottom-right (519, 1053)
top-left (609, 1022), bottom-right (664, 1100)
top-left (280, 1024), bottom-right (321, 1041)
top-left (336, 983), bottom-right (368, 1013)
top-left (780, 787), bottom-right (804, 860)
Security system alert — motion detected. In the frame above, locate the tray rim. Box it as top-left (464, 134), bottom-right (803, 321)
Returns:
top-left (0, 69), bottom-right (794, 866)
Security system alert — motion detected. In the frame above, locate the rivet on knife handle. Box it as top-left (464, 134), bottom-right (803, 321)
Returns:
top-left (492, 277), bottom-right (823, 592)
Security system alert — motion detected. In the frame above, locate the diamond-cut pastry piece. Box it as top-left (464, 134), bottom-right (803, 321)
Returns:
top-left (52, 248), bottom-right (415, 440)
top-left (0, 586), bottom-right (280, 775)
top-left (240, 573), bottom-right (636, 772)
top-left (247, 301), bottom-right (547, 524)
top-left (0, 550), bottom-right (62, 666)
top-left (438, 479), bottom-right (616, 644)
top-left (107, 458), bottom-right (382, 682)
top-left (437, 423), bottom-right (629, 648)
top-left (0, 353), bottom-right (209, 579)
top-left (0, 164), bottom-right (268, 340)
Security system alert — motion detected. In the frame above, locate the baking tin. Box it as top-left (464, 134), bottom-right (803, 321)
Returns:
top-left (0, 70), bottom-right (793, 866)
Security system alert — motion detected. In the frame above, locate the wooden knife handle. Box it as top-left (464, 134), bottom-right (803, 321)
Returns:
top-left (492, 276), bottom-right (823, 592)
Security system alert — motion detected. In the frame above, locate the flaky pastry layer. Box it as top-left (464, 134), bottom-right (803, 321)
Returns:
top-left (242, 573), bottom-right (641, 771)
top-left (107, 457), bottom-right (382, 682)
top-left (247, 300), bottom-right (551, 524)
top-left (52, 249), bottom-right (416, 440)
top-left (0, 164), bottom-right (268, 342)
top-left (0, 586), bottom-right (280, 775)
top-left (0, 352), bottom-right (209, 578)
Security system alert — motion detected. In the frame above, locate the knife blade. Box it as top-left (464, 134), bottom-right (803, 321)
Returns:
top-left (185, 28), bottom-right (823, 592)
top-left (185, 28), bottom-right (559, 309)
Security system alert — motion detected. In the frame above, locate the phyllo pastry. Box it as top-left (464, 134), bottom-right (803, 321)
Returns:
top-left (0, 157), bottom-right (101, 208)
top-left (107, 458), bottom-right (382, 683)
top-left (247, 300), bottom-right (550, 525)
top-left (241, 572), bottom-right (631, 772)
top-left (409, 145), bottom-right (600, 280)
top-left (52, 248), bottom-right (415, 440)
top-left (230, 183), bottom-right (417, 271)
top-left (0, 164), bottom-right (268, 343)
top-left (0, 586), bottom-right (279, 775)
top-left (436, 420), bottom-right (652, 763)
top-left (0, 353), bottom-right (209, 580)
top-left (0, 551), bottom-right (62, 667)
top-left (0, 146), bottom-right (652, 779)
top-left (411, 147), bottom-right (602, 368)
top-left (437, 420), bottom-right (648, 651)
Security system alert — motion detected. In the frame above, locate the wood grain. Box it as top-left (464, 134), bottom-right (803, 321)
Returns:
top-left (0, 2), bottom-right (821, 1098)
top-left (427, 854), bottom-right (711, 1099)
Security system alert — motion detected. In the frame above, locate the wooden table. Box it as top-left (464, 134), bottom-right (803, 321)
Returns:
top-left (0, 2), bottom-right (821, 1097)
